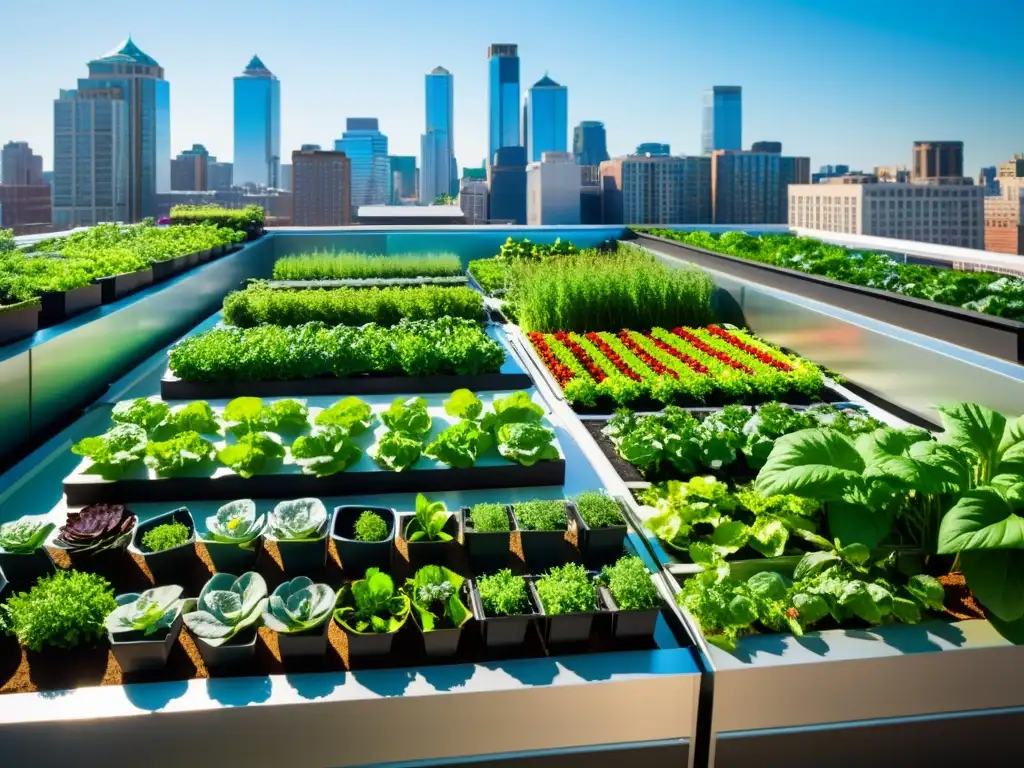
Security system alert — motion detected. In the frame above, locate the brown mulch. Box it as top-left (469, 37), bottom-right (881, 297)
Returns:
top-left (939, 572), bottom-right (986, 622)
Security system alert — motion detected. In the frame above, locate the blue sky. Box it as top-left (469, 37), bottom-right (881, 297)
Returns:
top-left (1, 0), bottom-right (1021, 173)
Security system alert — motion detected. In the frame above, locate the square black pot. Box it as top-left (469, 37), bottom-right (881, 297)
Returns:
top-left (0, 302), bottom-right (40, 346)
top-left (461, 506), bottom-right (514, 574)
top-left (528, 579), bottom-right (601, 645)
top-left (402, 513), bottom-right (460, 569)
top-left (184, 251), bottom-right (201, 269)
top-left (194, 625), bottom-right (258, 668)
top-left (270, 534), bottom-right (328, 573)
top-left (599, 586), bottom-right (661, 640)
top-left (97, 268), bottom-right (154, 304)
top-left (109, 614), bottom-right (184, 674)
top-left (277, 618), bottom-right (331, 659)
top-left (568, 499), bottom-right (628, 568)
top-left (469, 577), bottom-right (539, 649)
top-left (200, 537), bottom-right (263, 573)
top-left (0, 548), bottom-right (55, 590)
top-left (151, 258), bottom-right (179, 282)
top-left (39, 283), bottom-right (103, 327)
top-left (131, 507), bottom-right (196, 584)
top-left (331, 506), bottom-right (395, 576)
top-left (511, 503), bottom-right (570, 572)
top-left (340, 623), bottom-right (399, 657)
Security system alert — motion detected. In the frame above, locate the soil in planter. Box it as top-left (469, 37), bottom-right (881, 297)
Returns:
top-left (939, 572), bottom-right (986, 622)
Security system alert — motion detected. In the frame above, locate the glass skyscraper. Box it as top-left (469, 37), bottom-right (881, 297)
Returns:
top-left (487, 44), bottom-right (520, 160)
top-left (54, 37), bottom-right (169, 224)
top-left (701, 86), bottom-right (742, 155)
top-left (335, 118), bottom-right (391, 217)
top-left (527, 75), bottom-right (568, 163)
top-left (420, 66), bottom-right (454, 204)
top-left (233, 56), bottom-right (281, 189)
top-left (573, 121), bottom-right (609, 166)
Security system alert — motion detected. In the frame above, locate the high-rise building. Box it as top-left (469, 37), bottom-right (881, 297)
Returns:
top-left (527, 152), bottom-right (580, 225)
top-left (573, 122), bottom-right (609, 167)
top-left (420, 66), bottom-right (455, 204)
top-left (522, 98), bottom-right (529, 160)
top-left (280, 163), bottom-right (292, 192)
top-left (751, 141), bottom-right (782, 154)
top-left (487, 146), bottom-right (527, 224)
top-left (979, 166), bottom-right (998, 194)
top-left (208, 160), bottom-right (233, 191)
top-left (701, 86), bottom-right (742, 155)
top-left (527, 75), bottom-right (568, 163)
top-left (233, 56), bottom-right (281, 189)
top-left (389, 156), bottom-right (417, 202)
top-left (171, 144), bottom-right (210, 191)
top-left (998, 154), bottom-right (1024, 179)
top-left (635, 143), bottom-right (670, 157)
top-left (487, 44), bottom-right (520, 160)
top-left (53, 37), bottom-right (170, 225)
top-left (291, 148), bottom-right (351, 226)
top-left (459, 177), bottom-right (488, 224)
top-left (335, 118), bottom-right (391, 217)
top-left (2, 142), bottom-right (44, 185)
top-left (599, 155), bottom-right (712, 225)
top-left (912, 141), bottom-right (964, 181)
top-left (711, 150), bottom-right (809, 224)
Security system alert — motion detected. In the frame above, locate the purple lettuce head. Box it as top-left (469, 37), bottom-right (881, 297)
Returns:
top-left (55, 504), bottom-right (137, 554)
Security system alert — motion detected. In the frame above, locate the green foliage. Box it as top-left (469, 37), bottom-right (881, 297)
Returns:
top-left (222, 283), bottom-right (484, 328)
top-left (72, 423), bottom-right (148, 479)
top-left (334, 568), bottom-right (410, 634)
top-left (217, 431), bottom-right (286, 478)
top-left (354, 511), bottom-right (390, 542)
top-left (405, 494), bottom-right (453, 542)
top-left (290, 426), bottom-right (362, 477)
top-left (535, 563), bottom-right (596, 615)
top-left (203, 500), bottom-right (266, 544)
top-left (168, 318), bottom-right (505, 383)
top-left (268, 498), bottom-right (328, 541)
top-left (106, 585), bottom-right (185, 636)
top-left (261, 577), bottom-right (336, 634)
top-left (424, 420), bottom-right (492, 468)
top-left (476, 570), bottom-right (530, 616)
top-left (496, 422), bottom-right (559, 466)
top-left (368, 429), bottom-right (423, 471)
top-left (406, 565), bottom-right (472, 631)
top-left (498, 236), bottom-right (580, 263)
top-left (112, 398), bottom-right (170, 432)
top-left (141, 521), bottom-right (191, 553)
top-left (144, 431), bottom-right (215, 474)
top-left (0, 516), bottom-right (55, 554)
top-left (600, 556), bottom-right (660, 610)
top-left (183, 572), bottom-right (267, 647)
top-left (514, 500), bottom-right (567, 531)
top-left (272, 251), bottom-right (462, 281)
top-left (467, 258), bottom-right (510, 296)
top-left (169, 204), bottom-right (263, 230)
top-left (380, 397), bottom-right (432, 437)
top-left (1, 570), bottom-right (117, 651)
top-left (574, 491), bottom-right (623, 528)
top-left (469, 503), bottom-right (510, 533)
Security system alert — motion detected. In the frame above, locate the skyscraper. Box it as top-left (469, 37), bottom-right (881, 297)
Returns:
top-left (572, 122), bottom-right (609, 167)
top-left (291, 148), bottom-right (351, 226)
top-left (233, 56), bottom-right (281, 189)
top-left (335, 118), bottom-right (391, 217)
top-left (487, 146), bottom-right (527, 224)
top-left (487, 44), bottom-right (520, 160)
top-left (701, 86), bottom-right (742, 155)
top-left (912, 141), bottom-right (964, 180)
top-left (527, 75), bottom-right (568, 163)
top-left (1, 142), bottom-right (44, 186)
top-left (53, 37), bottom-right (169, 225)
top-left (389, 155), bottom-right (417, 202)
top-left (419, 67), bottom-right (454, 204)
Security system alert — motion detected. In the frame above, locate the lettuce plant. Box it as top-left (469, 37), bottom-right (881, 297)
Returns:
top-left (0, 516), bottom-right (55, 554)
top-left (599, 556), bottom-right (660, 610)
top-left (368, 430), bottom-right (423, 471)
top-left (290, 426), bottom-right (362, 477)
top-left (534, 563), bottom-right (596, 615)
top-left (144, 430), bottom-right (215, 474)
top-left (261, 577), bottom-right (335, 634)
top-left (268, 498), bottom-right (328, 541)
top-left (315, 397), bottom-right (374, 434)
top-left (54, 504), bottom-right (137, 554)
top-left (106, 585), bottom-right (185, 636)
top-left (0, 570), bottom-right (117, 651)
top-left (222, 397), bottom-right (308, 436)
top-left (424, 420), bottom-right (492, 468)
top-left (476, 569), bottom-right (529, 616)
top-left (218, 431), bottom-right (285, 477)
top-left (407, 565), bottom-right (472, 630)
top-left (380, 396), bottom-right (432, 437)
top-left (72, 423), bottom-right (148, 479)
top-left (405, 494), bottom-right (453, 542)
top-left (203, 499), bottom-right (265, 544)
top-left (354, 510), bottom-right (389, 542)
top-left (161, 401), bottom-right (220, 436)
top-left (334, 567), bottom-right (410, 634)
top-left (112, 397), bottom-right (170, 433)
top-left (183, 572), bottom-right (268, 646)
top-left (496, 422), bottom-right (559, 466)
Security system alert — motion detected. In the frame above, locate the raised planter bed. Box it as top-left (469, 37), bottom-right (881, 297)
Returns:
top-left (151, 254), bottom-right (191, 282)
top-left (96, 268), bottom-right (155, 305)
top-left (0, 301), bottom-right (40, 346)
top-left (634, 231), bottom-right (1024, 365)
top-left (38, 283), bottom-right (103, 327)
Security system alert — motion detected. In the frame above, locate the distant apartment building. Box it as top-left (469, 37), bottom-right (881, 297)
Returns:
top-left (487, 146), bottom-right (527, 224)
top-left (635, 143), bottom-right (670, 157)
top-left (599, 155), bottom-right (712, 225)
top-left (170, 144), bottom-right (210, 191)
top-left (459, 177), bottom-right (488, 224)
top-left (2, 142), bottom-right (45, 185)
top-left (984, 156), bottom-right (1024, 255)
top-left (0, 185), bottom-right (52, 234)
top-left (573, 122), bottom-right (608, 166)
top-left (527, 152), bottom-right (580, 225)
top-left (912, 141), bottom-right (964, 181)
top-left (420, 67), bottom-right (455, 204)
top-left (711, 150), bottom-right (809, 224)
top-left (291, 148), bottom-right (351, 226)
top-left (488, 44), bottom-right (521, 159)
top-left (701, 86), bottom-right (742, 155)
top-left (207, 160), bottom-right (233, 191)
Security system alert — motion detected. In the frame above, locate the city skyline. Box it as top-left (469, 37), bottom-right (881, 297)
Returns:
top-left (1, 0), bottom-right (1022, 176)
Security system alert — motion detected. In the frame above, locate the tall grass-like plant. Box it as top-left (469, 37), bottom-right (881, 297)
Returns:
top-left (508, 244), bottom-right (713, 333)
top-left (272, 251), bottom-right (462, 281)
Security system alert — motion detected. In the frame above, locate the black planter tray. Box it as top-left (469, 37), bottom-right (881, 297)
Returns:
top-left (266, 275), bottom-right (470, 290)
top-left (97, 268), bottom-right (154, 304)
top-left (160, 371), bottom-right (534, 400)
top-left (0, 300), bottom-right (40, 347)
top-left (38, 282), bottom-right (103, 327)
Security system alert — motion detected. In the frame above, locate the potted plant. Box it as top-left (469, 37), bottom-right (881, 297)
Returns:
top-left (130, 507), bottom-right (195, 583)
top-left (571, 491), bottom-right (628, 567)
top-left (470, 569), bottom-right (538, 648)
top-left (406, 565), bottom-right (473, 657)
top-left (266, 498), bottom-right (329, 572)
top-left (52, 503), bottom-right (137, 570)
top-left (0, 515), bottom-right (56, 588)
top-left (511, 498), bottom-right (569, 570)
top-left (530, 563), bottom-right (601, 645)
top-left (331, 506), bottom-right (395, 576)
top-left (200, 499), bottom-right (266, 572)
top-left (597, 555), bottom-right (663, 640)
top-left (105, 585), bottom-right (186, 673)
top-left (402, 494), bottom-right (459, 567)
top-left (1, 570), bottom-right (117, 651)
top-left (183, 572), bottom-right (267, 668)
top-left (334, 567), bottom-right (411, 657)
top-left (461, 502), bottom-right (514, 573)
top-left (261, 576), bottom-right (336, 658)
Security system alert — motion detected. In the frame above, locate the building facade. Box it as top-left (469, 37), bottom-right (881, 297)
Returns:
top-left (701, 86), bottom-right (742, 155)
top-left (912, 141), bottom-right (964, 181)
top-left (711, 150), bottom-right (788, 224)
top-left (0, 185), bottom-right (52, 234)
top-left (53, 37), bottom-right (169, 225)
top-left (233, 56), bottom-right (280, 189)
top-left (170, 144), bottom-right (209, 191)
top-left (527, 75), bottom-right (568, 163)
top-left (488, 44), bottom-right (520, 160)
top-left (335, 118), bottom-right (391, 217)
top-left (2, 142), bottom-right (44, 185)
top-left (487, 146), bottom-right (527, 224)
top-left (280, 163), bottom-right (292, 192)
top-left (459, 178), bottom-right (488, 224)
top-left (984, 158), bottom-right (1024, 255)
top-left (420, 67), bottom-right (455, 204)
top-left (389, 155), bottom-right (417, 202)
top-left (526, 152), bottom-right (580, 226)
top-left (573, 122), bottom-right (608, 167)
top-left (635, 143), bottom-right (670, 157)
top-left (580, 164), bottom-right (602, 224)
top-left (291, 148), bottom-right (351, 226)
top-left (208, 161), bottom-right (233, 191)
top-left (599, 155), bottom-right (712, 225)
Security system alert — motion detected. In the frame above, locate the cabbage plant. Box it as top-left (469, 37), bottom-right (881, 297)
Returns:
top-left (106, 585), bottom-right (186, 636)
top-left (54, 504), bottom-right (137, 554)
top-left (268, 498), bottom-right (328, 541)
top-left (0, 516), bottom-right (55, 554)
top-left (261, 577), bottom-right (335, 634)
top-left (203, 499), bottom-right (266, 545)
top-left (183, 572), bottom-right (267, 646)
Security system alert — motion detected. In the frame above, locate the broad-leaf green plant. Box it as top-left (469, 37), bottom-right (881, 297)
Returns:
top-left (106, 585), bottom-right (186, 637)
top-left (404, 494), bottom-right (453, 542)
top-left (183, 572), bottom-right (268, 647)
top-left (407, 565), bottom-right (472, 631)
top-left (268, 498), bottom-right (328, 542)
top-left (203, 499), bottom-right (266, 546)
top-left (0, 516), bottom-right (55, 554)
top-left (334, 568), bottom-right (411, 634)
top-left (261, 577), bottom-right (336, 634)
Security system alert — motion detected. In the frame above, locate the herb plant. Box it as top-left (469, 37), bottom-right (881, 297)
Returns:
top-left (600, 556), bottom-right (660, 610)
top-left (268, 498), bottom-right (328, 541)
top-left (476, 570), bottom-right (530, 616)
top-left (54, 504), bottom-right (137, 554)
top-left (272, 251), bottom-right (462, 281)
top-left (203, 499), bottom-right (266, 544)
top-left (574, 492), bottom-right (623, 528)
top-left (261, 577), bottom-right (336, 634)
top-left (0, 516), bottom-right (55, 554)
top-left (534, 563), bottom-right (596, 615)
top-left (514, 500), bottom-right (567, 531)
top-left (354, 511), bottom-right (389, 542)
top-left (407, 565), bottom-right (472, 631)
top-left (106, 585), bottom-right (186, 637)
top-left (141, 521), bottom-right (191, 553)
top-left (469, 503), bottom-right (510, 532)
top-left (1, 570), bottom-right (117, 651)
top-left (334, 568), bottom-right (410, 634)
top-left (405, 494), bottom-right (453, 542)
top-left (183, 572), bottom-right (268, 647)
